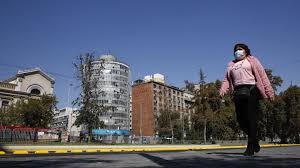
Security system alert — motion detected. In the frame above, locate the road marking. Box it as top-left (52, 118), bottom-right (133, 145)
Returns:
top-left (0, 144), bottom-right (299, 155)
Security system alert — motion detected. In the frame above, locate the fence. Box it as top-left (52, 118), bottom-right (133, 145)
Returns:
top-left (1, 126), bottom-right (277, 145)
top-left (0, 126), bottom-right (58, 143)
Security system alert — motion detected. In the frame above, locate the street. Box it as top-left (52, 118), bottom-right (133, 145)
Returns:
top-left (0, 146), bottom-right (299, 168)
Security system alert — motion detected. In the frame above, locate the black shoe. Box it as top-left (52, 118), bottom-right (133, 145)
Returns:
top-left (244, 144), bottom-right (254, 156)
top-left (254, 141), bottom-right (260, 153)
top-left (244, 150), bottom-right (254, 156)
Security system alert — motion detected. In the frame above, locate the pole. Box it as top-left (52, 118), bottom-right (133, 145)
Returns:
top-left (182, 111), bottom-right (185, 142)
top-left (67, 83), bottom-right (72, 107)
top-left (139, 103), bottom-right (143, 144)
top-left (169, 111), bottom-right (174, 144)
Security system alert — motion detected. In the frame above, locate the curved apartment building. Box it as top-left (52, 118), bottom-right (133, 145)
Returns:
top-left (92, 54), bottom-right (131, 130)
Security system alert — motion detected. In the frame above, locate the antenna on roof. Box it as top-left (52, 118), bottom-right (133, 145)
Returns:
top-left (107, 48), bottom-right (112, 55)
top-left (101, 48), bottom-right (111, 55)
top-left (137, 71), bottom-right (141, 80)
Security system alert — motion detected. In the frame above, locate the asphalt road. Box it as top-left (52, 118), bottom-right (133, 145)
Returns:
top-left (0, 146), bottom-right (299, 168)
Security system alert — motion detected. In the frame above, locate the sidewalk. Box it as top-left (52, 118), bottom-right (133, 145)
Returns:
top-left (1, 144), bottom-right (300, 155)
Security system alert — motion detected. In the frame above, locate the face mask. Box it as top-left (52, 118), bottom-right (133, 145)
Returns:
top-left (234, 50), bottom-right (245, 60)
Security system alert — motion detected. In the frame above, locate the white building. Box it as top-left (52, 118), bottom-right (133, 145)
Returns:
top-left (52, 107), bottom-right (81, 136)
top-left (144, 73), bottom-right (165, 84)
top-left (91, 54), bottom-right (131, 130)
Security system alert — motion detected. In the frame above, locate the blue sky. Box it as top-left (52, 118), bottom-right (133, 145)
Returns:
top-left (1, 0), bottom-right (299, 108)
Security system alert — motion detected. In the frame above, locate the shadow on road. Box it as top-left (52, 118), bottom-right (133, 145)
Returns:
top-left (0, 151), bottom-right (299, 168)
top-left (0, 157), bottom-right (114, 168)
top-left (138, 153), bottom-right (300, 168)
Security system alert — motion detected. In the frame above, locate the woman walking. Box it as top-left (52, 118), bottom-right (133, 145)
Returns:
top-left (220, 43), bottom-right (274, 156)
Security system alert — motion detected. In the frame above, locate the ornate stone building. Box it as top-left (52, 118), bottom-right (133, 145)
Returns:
top-left (0, 68), bottom-right (55, 112)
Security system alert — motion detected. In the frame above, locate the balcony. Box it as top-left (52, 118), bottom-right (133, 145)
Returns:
top-left (0, 82), bottom-right (16, 91)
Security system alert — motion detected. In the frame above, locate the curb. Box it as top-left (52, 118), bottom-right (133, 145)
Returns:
top-left (0, 144), bottom-right (299, 155)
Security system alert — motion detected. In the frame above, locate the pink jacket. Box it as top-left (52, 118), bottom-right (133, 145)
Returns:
top-left (220, 56), bottom-right (275, 99)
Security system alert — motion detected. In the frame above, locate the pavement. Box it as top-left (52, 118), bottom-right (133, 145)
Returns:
top-left (1, 143), bottom-right (299, 155)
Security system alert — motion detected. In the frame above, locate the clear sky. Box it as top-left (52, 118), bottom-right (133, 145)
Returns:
top-left (1, 0), bottom-right (299, 108)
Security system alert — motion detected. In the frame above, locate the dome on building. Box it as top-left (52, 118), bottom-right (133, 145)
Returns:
top-left (100, 54), bottom-right (116, 61)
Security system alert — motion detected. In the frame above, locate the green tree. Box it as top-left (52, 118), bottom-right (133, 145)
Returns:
top-left (206, 81), bottom-right (237, 141)
top-left (23, 95), bottom-right (57, 128)
top-left (270, 96), bottom-right (285, 142)
top-left (280, 85), bottom-right (300, 143)
top-left (191, 69), bottom-right (215, 143)
top-left (185, 79), bottom-right (239, 142)
top-left (3, 95), bottom-right (57, 128)
top-left (156, 109), bottom-right (180, 143)
top-left (265, 69), bottom-right (283, 92)
top-left (1, 101), bottom-right (24, 126)
top-left (155, 85), bottom-right (181, 143)
top-left (73, 53), bottom-right (106, 142)
top-left (259, 69), bottom-right (283, 141)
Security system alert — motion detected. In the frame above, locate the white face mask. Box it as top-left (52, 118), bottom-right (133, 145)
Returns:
top-left (234, 50), bottom-right (245, 60)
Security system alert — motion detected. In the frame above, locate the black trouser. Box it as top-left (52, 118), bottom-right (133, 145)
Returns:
top-left (234, 85), bottom-right (261, 144)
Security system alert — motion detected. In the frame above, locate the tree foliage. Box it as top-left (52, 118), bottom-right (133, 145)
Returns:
top-left (23, 95), bottom-right (57, 128)
top-left (280, 86), bottom-right (300, 143)
top-left (265, 69), bottom-right (283, 92)
top-left (1, 95), bottom-right (57, 128)
top-left (156, 109), bottom-right (180, 139)
top-left (188, 79), bottom-right (238, 142)
top-left (258, 69), bottom-right (300, 143)
top-left (0, 101), bottom-right (24, 126)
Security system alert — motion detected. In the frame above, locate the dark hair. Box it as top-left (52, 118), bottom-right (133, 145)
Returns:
top-left (234, 43), bottom-right (251, 56)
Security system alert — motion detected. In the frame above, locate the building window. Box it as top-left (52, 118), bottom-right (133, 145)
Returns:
top-left (1, 100), bottom-right (9, 112)
top-left (30, 89), bottom-right (41, 95)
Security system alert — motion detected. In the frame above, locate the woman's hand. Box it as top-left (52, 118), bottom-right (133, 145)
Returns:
top-left (220, 91), bottom-right (226, 97)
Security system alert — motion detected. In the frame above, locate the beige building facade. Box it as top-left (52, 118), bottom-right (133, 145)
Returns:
top-left (0, 68), bottom-right (54, 111)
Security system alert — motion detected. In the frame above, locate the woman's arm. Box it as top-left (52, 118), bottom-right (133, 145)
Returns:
top-left (254, 57), bottom-right (275, 99)
top-left (220, 65), bottom-right (231, 96)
